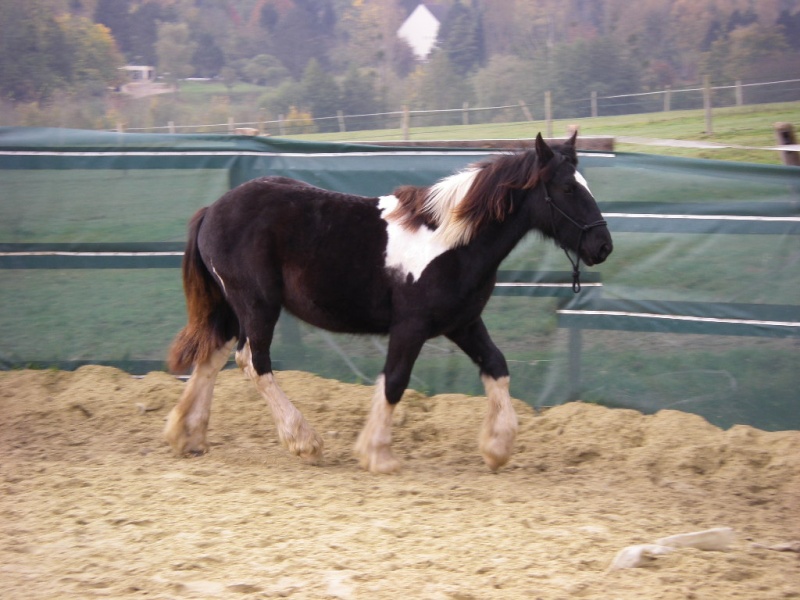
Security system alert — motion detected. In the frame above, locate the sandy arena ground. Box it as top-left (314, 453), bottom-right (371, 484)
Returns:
top-left (1, 366), bottom-right (798, 599)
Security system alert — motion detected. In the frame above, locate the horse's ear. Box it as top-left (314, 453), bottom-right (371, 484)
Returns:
top-left (535, 132), bottom-right (554, 164)
top-left (563, 130), bottom-right (578, 161)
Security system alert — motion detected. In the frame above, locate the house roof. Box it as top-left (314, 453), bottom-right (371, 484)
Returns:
top-left (398, 3), bottom-right (448, 60)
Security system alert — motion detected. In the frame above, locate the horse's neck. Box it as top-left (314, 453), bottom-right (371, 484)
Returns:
top-left (459, 202), bottom-right (533, 280)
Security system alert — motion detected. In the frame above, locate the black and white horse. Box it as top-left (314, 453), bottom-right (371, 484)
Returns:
top-left (165, 133), bottom-right (613, 473)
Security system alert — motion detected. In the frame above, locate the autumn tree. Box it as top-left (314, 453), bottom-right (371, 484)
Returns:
top-left (702, 22), bottom-right (789, 83)
top-left (155, 22), bottom-right (196, 86)
top-left (438, 0), bottom-right (486, 75)
top-left (301, 58), bottom-right (341, 131)
top-left (0, 0), bottom-right (123, 103)
top-left (56, 14), bottom-right (125, 91)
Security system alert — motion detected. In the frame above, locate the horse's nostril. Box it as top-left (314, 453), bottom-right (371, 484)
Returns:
top-left (598, 243), bottom-right (612, 262)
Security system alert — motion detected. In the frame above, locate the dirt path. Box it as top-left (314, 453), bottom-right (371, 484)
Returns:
top-left (1, 366), bottom-right (798, 599)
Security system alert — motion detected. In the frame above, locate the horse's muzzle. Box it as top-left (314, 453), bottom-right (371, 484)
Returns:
top-left (595, 241), bottom-right (613, 264)
top-left (581, 235), bottom-right (613, 267)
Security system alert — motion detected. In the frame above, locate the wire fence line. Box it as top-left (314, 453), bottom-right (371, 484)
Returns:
top-left (118, 78), bottom-right (800, 143)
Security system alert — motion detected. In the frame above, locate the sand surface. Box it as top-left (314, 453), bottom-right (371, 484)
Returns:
top-left (1, 366), bottom-right (799, 599)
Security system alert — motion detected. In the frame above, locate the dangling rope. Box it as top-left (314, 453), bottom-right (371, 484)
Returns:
top-left (544, 190), bottom-right (607, 294)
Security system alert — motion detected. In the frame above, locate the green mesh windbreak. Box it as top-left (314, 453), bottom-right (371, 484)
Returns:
top-left (1, 127), bottom-right (798, 430)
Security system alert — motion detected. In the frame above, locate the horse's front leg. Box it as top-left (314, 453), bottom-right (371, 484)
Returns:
top-left (447, 319), bottom-right (518, 471)
top-left (478, 374), bottom-right (518, 471)
top-left (354, 326), bottom-right (426, 474)
top-left (165, 339), bottom-right (236, 456)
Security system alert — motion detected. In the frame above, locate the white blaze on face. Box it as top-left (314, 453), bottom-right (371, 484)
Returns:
top-left (574, 170), bottom-right (592, 195)
top-left (378, 195), bottom-right (450, 282)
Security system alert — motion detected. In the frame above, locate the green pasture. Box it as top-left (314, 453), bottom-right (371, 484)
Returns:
top-left (288, 101), bottom-right (800, 165)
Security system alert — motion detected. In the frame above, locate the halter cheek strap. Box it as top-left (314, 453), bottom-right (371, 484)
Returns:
top-left (541, 168), bottom-right (607, 293)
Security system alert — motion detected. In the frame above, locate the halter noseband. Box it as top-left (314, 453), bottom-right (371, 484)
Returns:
top-left (541, 160), bottom-right (607, 293)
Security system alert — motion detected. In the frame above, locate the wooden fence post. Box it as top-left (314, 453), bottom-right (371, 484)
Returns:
top-left (703, 75), bottom-right (713, 135)
top-left (518, 100), bottom-right (533, 122)
top-left (545, 91), bottom-right (553, 138)
top-left (168, 121), bottom-right (175, 134)
top-left (774, 122), bottom-right (800, 166)
top-left (337, 110), bottom-right (346, 133)
top-left (568, 327), bottom-right (582, 401)
top-left (401, 105), bottom-right (410, 141)
top-left (663, 86), bottom-right (671, 112)
top-left (462, 102), bottom-right (470, 126)
top-left (591, 91), bottom-right (598, 118)
top-left (735, 80), bottom-right (743, 106)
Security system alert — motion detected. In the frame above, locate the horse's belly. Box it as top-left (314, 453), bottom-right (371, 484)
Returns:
top-left (282, 282), bottom-right (391, 335)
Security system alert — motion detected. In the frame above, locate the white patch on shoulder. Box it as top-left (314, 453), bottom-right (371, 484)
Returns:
top-left (575, 170), bottom-right (592, 194)
top-left (378, 195), bottom-right (450, 282)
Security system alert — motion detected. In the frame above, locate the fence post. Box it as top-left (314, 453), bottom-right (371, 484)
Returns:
top-left (591, 91), bottom-right (598, 118)
top-left (518, 100), bottom-right (533, 122)
top-left (568, 327), bottom-right (582, 401)
top-left (735, 80), bottom-right (743, 106)
top-left (462, 102), bottom-right (469, 126)
top-left (401, 105), bottom-right (410, 141)
top-left (228, 116), bottom-right (234, 134)
top-left (278, 114), bottom-right (286, 136)
top-left (545, 91), bottom-right (553, 138)
top-left (337, 110), bottom-right (346, 133)
top-left (663, 85), bottom-right (671, 112)
top-left (168, 121), bottom-right (175, 134)
top-left (703, 75), bottom-right (713, 135)
top-left (774, 122), bottom-right (800, 167)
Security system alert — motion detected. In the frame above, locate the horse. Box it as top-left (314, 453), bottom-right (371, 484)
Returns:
top-left (164, 132), bottom-right (613, 473)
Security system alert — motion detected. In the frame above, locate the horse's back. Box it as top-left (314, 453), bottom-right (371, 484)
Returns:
top-left (197, 176), bottom-right (394, 334)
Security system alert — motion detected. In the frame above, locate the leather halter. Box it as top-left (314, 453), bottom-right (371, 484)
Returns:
top-left (541, 159), bottom-right (607, 293)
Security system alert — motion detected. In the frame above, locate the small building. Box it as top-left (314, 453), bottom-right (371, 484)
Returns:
top-left (120, 66), bottom-right (155, 82)
top-left (397, 4), bottom-right (446, 61)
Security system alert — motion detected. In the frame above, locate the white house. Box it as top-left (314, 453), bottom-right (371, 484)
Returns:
top-left (120, 65), bottom-right (155, 82)
top-left (397, 4), bottom-right (443, 60)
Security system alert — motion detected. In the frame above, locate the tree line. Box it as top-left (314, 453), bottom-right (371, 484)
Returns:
top-left (2, 0), bottom-right (799, 131)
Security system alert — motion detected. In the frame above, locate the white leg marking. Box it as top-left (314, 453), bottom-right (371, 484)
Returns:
top-left (353, 375), bottom-right (401, 474)
top-left (478, 375), bottom-right (518, 471)
top-left (164, 339), bottom-right (235, 456)
top-left (238, 340), bottom-right (323, 464)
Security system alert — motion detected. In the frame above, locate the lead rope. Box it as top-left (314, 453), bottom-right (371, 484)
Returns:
top-left (544, 190), bottom-right (607, 294)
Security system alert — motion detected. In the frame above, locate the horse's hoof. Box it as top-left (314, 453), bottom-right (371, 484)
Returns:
top-left (479, 435), bottom-right (514, 472)
top-left (282, 426), bottom-right (324, 465)
top-left (356, 447), bottom-right (402, 474)
top-left (481, 451), bottom-right (510, 472)
top-left (298, 447), bottom-right (323, 466)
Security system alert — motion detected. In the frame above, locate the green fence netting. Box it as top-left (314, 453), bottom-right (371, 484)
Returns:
top-left (1, 127), bottom-right (798, 431)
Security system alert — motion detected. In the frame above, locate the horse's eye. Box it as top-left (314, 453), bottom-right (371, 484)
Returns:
top-left (565, 183), bottom-right (575, 195)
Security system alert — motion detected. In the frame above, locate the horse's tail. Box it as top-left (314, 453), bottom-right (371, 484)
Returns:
top-left (168, 207), bottom-right (236, 373)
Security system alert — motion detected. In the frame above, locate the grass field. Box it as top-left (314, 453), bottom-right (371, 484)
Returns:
top-left (284, 101), bottom-right (800, 165)
top-left (138, 80), bottom-right (798, 164)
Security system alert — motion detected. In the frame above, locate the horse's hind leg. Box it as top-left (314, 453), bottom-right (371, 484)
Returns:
top-left (447, 319), bottom-right (518, 471)
top-left (236, 334), bottom-right (323, 465)
top-left (165, 339), bottom-right (236, 456)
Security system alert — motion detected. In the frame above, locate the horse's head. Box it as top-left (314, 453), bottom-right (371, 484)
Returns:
top-left (534, 132), bottom-right (613, 269)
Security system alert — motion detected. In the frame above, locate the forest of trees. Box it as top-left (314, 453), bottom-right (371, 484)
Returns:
top-left (2, 0), bottom-right (799, 130)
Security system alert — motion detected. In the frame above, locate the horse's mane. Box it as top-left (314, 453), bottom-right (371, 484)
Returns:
top-left (389, 146), bottom-right (574, 248)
